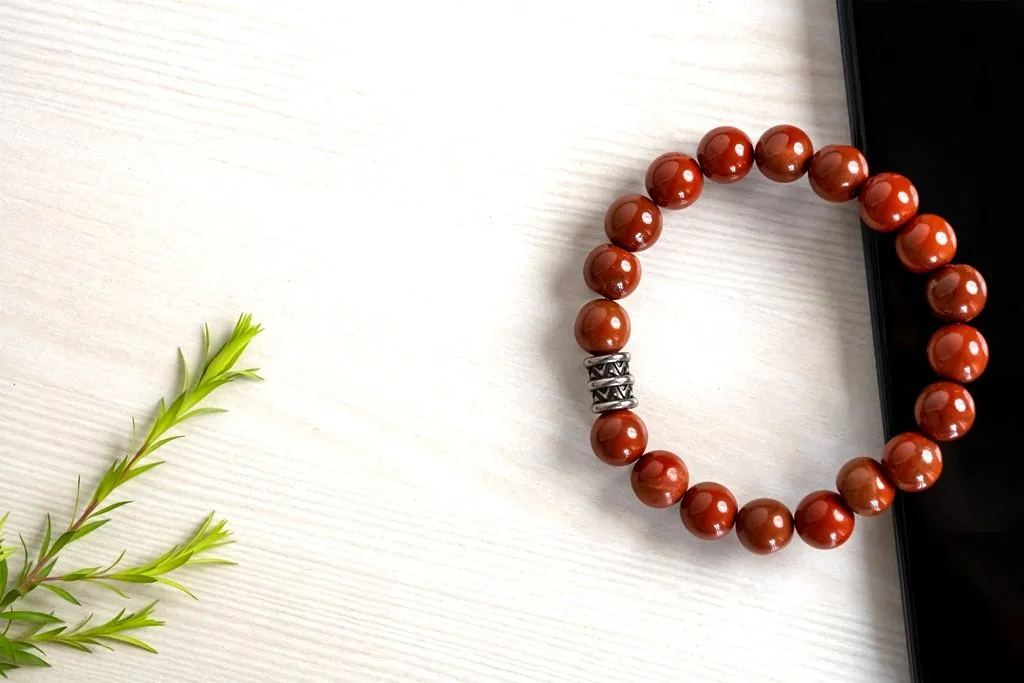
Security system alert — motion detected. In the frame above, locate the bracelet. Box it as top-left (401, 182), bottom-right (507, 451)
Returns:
top-left (574, 125), bottom-right (989, 554)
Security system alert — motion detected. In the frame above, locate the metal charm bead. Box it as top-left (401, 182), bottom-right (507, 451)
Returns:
top-left (584, 352), bottom-right (637, 413)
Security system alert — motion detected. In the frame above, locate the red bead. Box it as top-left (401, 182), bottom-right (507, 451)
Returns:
top-left (881, 432), bottom-right (943, 492)
top-left (590, 410), bottom-right (648, 466)
top-left (574, 299), bottom-right (630, 354)
top-left (630, 450), bottom-right (689, 508)
top-left (858, 173), bottom-right (920, 232)
top-left (926, 265), bottom-right (988, 322)
top-left (645, 152), bottom-right (704, 209)
top-left (927, 324), bottom-right (989, 383)
top-left (808, 144), bottom-right (869, 202)
top-left (736, 498), bottom-right (794, 555)
top-left (835, 457), bottom-right (896, 516)
top-left (795, 491), bottom-right (855, 550)
top-left (915, 381), bottom-right (976, 442)
top-left (583, 244), bottom-right (641, 300)
top-left (754, 125), bottom-right (813, 183)
top-left (895, 214), bottom-right (957, 273)
top-left (680, 482), bottom-right (737, 540)
top-left (696, 126), bottom-right (753, 184)
top-left (604, 194), bottom-right (663, 252)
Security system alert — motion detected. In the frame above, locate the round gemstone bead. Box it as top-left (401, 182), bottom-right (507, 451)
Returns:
top-left (915, 381), bottom-right (976, 442)
top-left (574, 299), bottom-right (630, 354)
top-left (858, 173), bottom-right (919, 232)
top-left (808, 144), bottom-right (869, 202)
top-left (926, 265), bottom-right (988, 322)
top-left (754, 124), bottom-right (813, 183)
top-left (604, 194), bottom-right (662, 252)
top-left (881, 432), bottom-right (943, 492)
top-left (795, 491), bottom-right (855, 550)
top-left (736, 498), bottom-right (794, 555)
top-left (697, 126), bottom-right (753, 184)
top-left (895, 214), bottom-right (957, 273)
top-left (583, 244), bottom-right (641, 300)
top-left (630, 450), bottom-right (689, 508)
top-left (927, 324), bottom-right (989, 383)
top-left (590, 410), bottom-right (648, 466)
top-left (645, 152), bottom-right (704, 209)
top-left (680, 482), bottom-right (737, 540)
top-left (835, 457), bottom-right (896, 516)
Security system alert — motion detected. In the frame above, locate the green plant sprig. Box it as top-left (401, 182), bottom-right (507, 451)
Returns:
top-left (0, 314), bottom-right (261, 675)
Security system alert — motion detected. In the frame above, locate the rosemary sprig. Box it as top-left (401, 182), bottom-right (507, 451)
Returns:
top-left (0, 314), bottom-right (261, 675)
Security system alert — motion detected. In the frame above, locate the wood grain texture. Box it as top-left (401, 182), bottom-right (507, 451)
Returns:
top-left (0, 0), bottom-right (910, 680)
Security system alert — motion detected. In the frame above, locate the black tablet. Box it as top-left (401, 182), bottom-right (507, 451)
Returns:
top-left (836, 1), bottom-right (1024, 679)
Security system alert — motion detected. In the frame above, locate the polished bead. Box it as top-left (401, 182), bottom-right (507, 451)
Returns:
top-left (645, 152), bottom-right (704, 209)
top-left (858, 173), bottom-right (919, 232)
top-left (630, 450), bottom-right (689, 508)
top-left (794, 491), bottom-right (855, 550)
top-left (604, 194), bottom-right (663, 252)
top-left (881, 432), bottom-right (943, 492)
top-left (754, 125), bottom-right (813, 183)
top-left (925, 265), bottom-right (988, 322)
top-left (583, 244), bottom-right (641, 300)
top-left (696, 126), bottom-right (753, 184)
top-left (807, 144), bottom-right (869, 202)
top-left (590, 410), bottom-right (648, 466)
top-left (835, 457), bottom-right (896, 516)
top-left (680, 482), bottom-right (737, 540)
top-left (574, 299), bottom-right (630, 354)
top-left (927, 324), bottom-right (989, 383)
top-left (895, 214), bottom-right (957, 273)
top-left (736, 498), bottom-right (794, 555)
top-left (915, 381), bottom-right (976, 442)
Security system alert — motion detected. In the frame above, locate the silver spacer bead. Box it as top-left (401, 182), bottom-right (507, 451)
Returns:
top-left (583, 352), bottom-right (636, 413)
top-left (591, 397), bottom-right (639, 414)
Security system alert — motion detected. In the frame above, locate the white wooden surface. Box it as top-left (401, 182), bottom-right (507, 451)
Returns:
top-left (0, 1), bottom-right (910, 681)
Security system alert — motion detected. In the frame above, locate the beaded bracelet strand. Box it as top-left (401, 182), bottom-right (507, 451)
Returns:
top-left (574, 125), bottom-right (988, 554)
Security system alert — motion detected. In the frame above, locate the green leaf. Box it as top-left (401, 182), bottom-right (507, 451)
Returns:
top-left (0, 558), bottom-right (7, 594)
top-left (59, 567), bottom-right (101, 581)
top-left (178, 347), bottom-right (190, 395)
top-left (11, 650), bottom-right (48, 667)
top-left (0, 612), bottom-right (61, 624)
top-left (16, 535), bottom-right (28, 586)
top-left (92, 501), bottom-right (132, 517)
top-left (154, 577), bottom-right (196, 599)
top-left (46, 531), bottom-right (75, 558)
top-left (36, 516), bottom-right (52, 565)
top-left (107, 575), bottom-right (156, 584)
top-left (0, 634), bottom-right (15, 664)
top-left (71, 476), bottom-right (82, 522)
top-left (92, 581), bottom-right (129, 599)
top-left (39, 584), bottom-right (80, 606)
top-left (100, 549), bottom-right (126, 574)
top-left (178, 407), bottom-right (228, 421)
top-left (203, 322), bottom-right (211, 363)
top-left (143, 436), bottom-right (184, 457)
top-left (37, 559), bottom-right (57, 580)
top-left (0, 513), bottom-right (8, 538)
top-left (72, 519), bottom-right (109, 543)
top-left (0, 592), bottom-right (19, 609)
top-left (103, 634), bottom-right (158, 653)
top-left (120, 461), bottom-right (165, 485)
top-left (185, 557), bottom-right (236, 566)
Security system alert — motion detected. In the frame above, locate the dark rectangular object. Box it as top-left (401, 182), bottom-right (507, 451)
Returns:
top-left (837, 1), bottom-right (1024, 680)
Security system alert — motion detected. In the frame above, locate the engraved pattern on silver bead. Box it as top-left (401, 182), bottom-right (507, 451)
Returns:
top-left (584, 352), bottom-right (637, 413)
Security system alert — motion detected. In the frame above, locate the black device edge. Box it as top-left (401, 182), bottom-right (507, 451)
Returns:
top-left (835, 2), bottom-right (921, 681)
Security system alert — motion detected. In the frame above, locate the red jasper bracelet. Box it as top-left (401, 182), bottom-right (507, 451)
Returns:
top-left (574, 124), bottom-right (989, 554)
